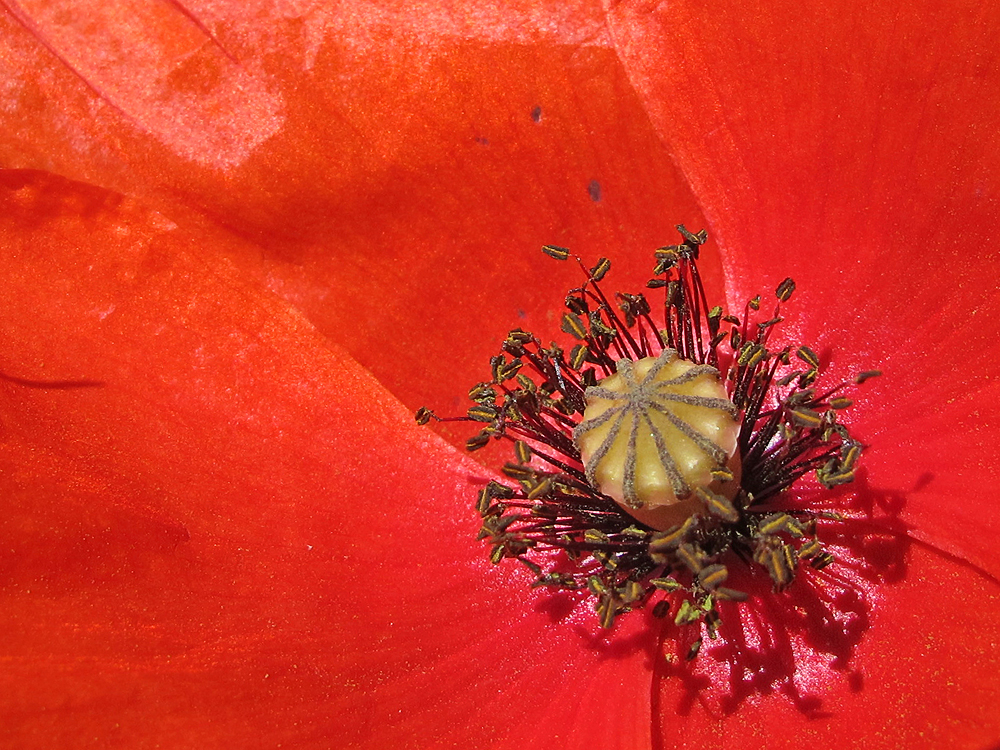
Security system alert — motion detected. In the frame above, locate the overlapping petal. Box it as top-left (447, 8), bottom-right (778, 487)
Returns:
top-left (0, 170), bottom-right (658, 748)
top-left (1, 0), bottom-right (999, 748)
top-left (0, 0), bottom-right (713, 414)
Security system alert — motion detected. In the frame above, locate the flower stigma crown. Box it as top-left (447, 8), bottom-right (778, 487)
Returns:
top-left (417, 226), bottom-right (879, 660)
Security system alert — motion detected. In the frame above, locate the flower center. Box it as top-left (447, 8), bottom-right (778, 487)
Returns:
top-left (417, 225), bottom-right (879, 650)
top-left (575, 350), bottom-right (741, 530)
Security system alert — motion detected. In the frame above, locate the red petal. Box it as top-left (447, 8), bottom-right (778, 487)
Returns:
top-left (0, 0), bottom-right (713, 413)
top-left (606, 0), bottom-right (1000, 575)
top-left (655, 544), bottom-right (1000, 749)
top-left (0, 170), bottom-right (657, 747)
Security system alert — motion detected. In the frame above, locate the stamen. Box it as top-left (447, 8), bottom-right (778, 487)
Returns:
top-left (418, 226), bottom-right (875, 642)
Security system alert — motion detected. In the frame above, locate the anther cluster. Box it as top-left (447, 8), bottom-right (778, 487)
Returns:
top-left (417, 226), bottom-right (877, 656)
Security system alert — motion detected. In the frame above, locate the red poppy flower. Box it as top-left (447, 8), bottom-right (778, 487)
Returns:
top-left (1, 0), bottom-right (999, 748)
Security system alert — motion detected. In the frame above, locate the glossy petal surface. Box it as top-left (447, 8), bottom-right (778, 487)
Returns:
top-left (646, 527), bottom-right (1000, 749)
top-left (605, 0), bottom-right (1000, 575)
top-left (605, 0), bottom-right (1000, 747)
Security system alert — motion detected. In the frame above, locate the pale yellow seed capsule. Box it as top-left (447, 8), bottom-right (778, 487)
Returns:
top-left (573, 349), bottom-right (741, 530)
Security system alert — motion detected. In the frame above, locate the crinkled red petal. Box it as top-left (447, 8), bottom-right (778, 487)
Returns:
top-left (0, 0), bottom-right (713, 414)
top-left (605, 0), bottom-right (1000, 745)
top-left (605, 0), bottom-right (1000, 579)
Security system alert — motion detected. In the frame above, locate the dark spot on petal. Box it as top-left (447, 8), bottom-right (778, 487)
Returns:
top-left (912, 471), bottom-right (933, 492)
top-left (588, 179), bottom-right (602, 202)
top-left (848, 670), bottom-right (864, 692)
top-left (530, 105), bottom-right (542, 123)
top-left (475, 136), bottom-right (489, 146)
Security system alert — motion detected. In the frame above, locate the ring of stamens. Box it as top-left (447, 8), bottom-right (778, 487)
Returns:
top-left (416, 225), bottom-right (877, 645)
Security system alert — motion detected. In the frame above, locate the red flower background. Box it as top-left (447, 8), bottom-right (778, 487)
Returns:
top-left (1, 0), bottom-right (999, 748)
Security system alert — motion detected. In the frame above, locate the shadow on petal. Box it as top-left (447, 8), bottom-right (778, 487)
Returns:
top-left (652, 468), bottom-right (913, 717)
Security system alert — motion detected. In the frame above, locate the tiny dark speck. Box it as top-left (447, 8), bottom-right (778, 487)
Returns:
top-left (587, 180), bottom-right (602, 202)
top-left (530, 106), bottom-right (542, 123)
top-left (475, 136), bottom-right (490, 145)
top-left (848, 670), bottom-right (864, 692)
